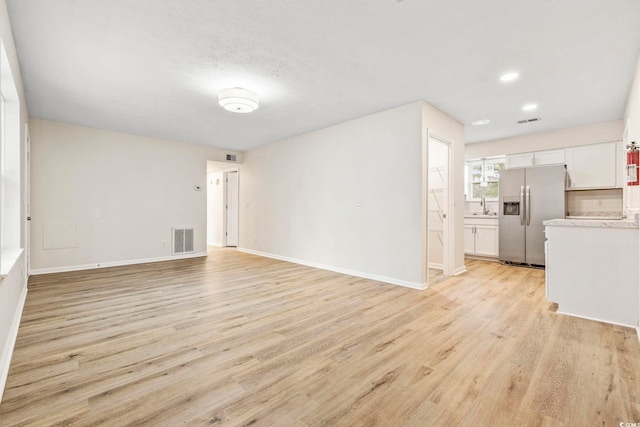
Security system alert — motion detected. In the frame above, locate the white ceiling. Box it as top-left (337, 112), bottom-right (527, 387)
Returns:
top-left (7, 1), bottom-right (640, 151)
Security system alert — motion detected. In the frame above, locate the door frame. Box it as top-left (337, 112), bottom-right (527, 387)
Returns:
top-left (422, 128), bottom-right (454, 287)
top-left (223, 170), bottom-right (239, 247)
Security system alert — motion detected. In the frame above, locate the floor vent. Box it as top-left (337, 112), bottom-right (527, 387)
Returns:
top-left (517, 117), bottom-right (541, 124)
top-left (173, 228), bottom-right (195, 255)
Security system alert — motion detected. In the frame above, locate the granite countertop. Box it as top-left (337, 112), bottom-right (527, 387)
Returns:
top-left (544, 217), bottom-right (639, 229)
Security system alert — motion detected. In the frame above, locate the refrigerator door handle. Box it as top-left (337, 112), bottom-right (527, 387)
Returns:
top-left (519, 186), bottom-right (525, 226)
top-left (526, 186), bottom-right (531, 226)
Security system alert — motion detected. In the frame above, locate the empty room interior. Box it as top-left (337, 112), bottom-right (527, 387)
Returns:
top-left (1, 1), bottom-right (640, 425)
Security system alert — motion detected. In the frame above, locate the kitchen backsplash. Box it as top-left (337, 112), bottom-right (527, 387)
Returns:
top-left (566, 188), bottom-right (623, 218)
top-left (465, 200), bottom-right (499, 216)
top-left (466, 189), bottom-right (623, 218)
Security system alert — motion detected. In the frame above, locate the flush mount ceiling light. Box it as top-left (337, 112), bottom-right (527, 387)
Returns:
top-left (522, 103), bottom-right (538, 111)
top-left (218, 87), bottom-right (259, 113)
top-left (500, 72), bottom-right (519, 82)
top-left (471, 119), bottom-right (491, 126)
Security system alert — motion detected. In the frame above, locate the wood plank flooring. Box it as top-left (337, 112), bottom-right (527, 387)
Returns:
top-left (0, 248), bottom-right (638, 426)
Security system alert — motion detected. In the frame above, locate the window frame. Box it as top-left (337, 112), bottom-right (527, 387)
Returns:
top-left (465, 156), bottom-right (505, 202)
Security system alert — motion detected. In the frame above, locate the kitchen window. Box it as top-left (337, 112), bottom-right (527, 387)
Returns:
top-left (465, 156), bottom-right (505, 201)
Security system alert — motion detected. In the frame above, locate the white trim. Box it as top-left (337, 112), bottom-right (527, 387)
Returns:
top-left (452, 266), bottom-right (467, 276)
top-left (0, 282), bottom-right (27, 404)
top-left (238, 248), bottom-right (426, 290)
top-left (30, 252), bottom-right (208, 275)
top-left (464, 255), bottom-right (500, 263)
top-left (428, 263), bottom-right (444, 270)
top-left (556, 309), bottom-right (637, 329)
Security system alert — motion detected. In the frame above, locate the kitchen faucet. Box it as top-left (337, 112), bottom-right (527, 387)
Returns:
top-left (480, 197), bottom-right (489, 215)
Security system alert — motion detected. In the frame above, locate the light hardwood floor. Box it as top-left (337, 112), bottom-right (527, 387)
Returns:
top-left (0, 248), bottom-right (638, 426)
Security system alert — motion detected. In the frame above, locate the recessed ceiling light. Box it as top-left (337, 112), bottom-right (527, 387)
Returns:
top-left (500, 72), bottom-right (519, 82)
top-left (218, 87), bottom-right (259, 113)
top-left (522, 103), bottom-right (538, 111)
top-left (471, 119), bottom-right (491, 126)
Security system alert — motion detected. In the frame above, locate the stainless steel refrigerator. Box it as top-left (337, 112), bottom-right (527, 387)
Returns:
top-left (498, 164), bottom-right (566, 266)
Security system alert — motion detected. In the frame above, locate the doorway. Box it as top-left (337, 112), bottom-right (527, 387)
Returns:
top-left (206, 161), bottom-right (239, 248)
top-left (424, 129), bottom-right (453, 286)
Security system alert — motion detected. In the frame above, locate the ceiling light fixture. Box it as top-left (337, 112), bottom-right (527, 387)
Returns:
top-left (471, 119), bottom-right (491, 126)
top-left (218, 88), bottom-right (259, 113)
top-left (500, 72), bottom-right (519, 82)
top-left (522, 103), bottom-right (538, 111)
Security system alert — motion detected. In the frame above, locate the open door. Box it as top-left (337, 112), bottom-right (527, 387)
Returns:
top-left (424, 129), bottom-right (453, 286)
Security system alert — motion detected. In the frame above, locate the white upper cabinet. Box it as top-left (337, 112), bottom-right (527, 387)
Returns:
top-left (533, 149), bottom-right (565, 166)
top-left (505, 153), bottom-right (533, 169)
top-left (502, 142), bottom-right (621, 190)
top-left (566, 142), bottom-right (618, 189)
top-left (505, 149), bottom-right (564, 169)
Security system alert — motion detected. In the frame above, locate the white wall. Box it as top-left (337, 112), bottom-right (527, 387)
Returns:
top-left (0, 0), bottom-right (29, 403)
top-left (239, 101), bottom-right (464, 288)
top-left (29, 119), bottom-right (241, 273)
top-left (207, 171), bottom-right (224, 246)
top-left (623, 53), bottom-right (640, 332)
top-left (465, 120), bottom-right (623, 160)
top-left (624, 54), bottom-right (640, 215)
top-left (624, 55), bottom-right (640, 148)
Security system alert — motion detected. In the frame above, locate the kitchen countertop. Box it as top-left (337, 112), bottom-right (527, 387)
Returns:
top-left (464, 214), bottom-right (498, 219)
top-left (543, 217), bottom-right (639, 229)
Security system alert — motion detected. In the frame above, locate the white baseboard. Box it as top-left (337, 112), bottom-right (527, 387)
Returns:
top-left (30, 252), bottom-right (208, 275)
top-left (556, 309), bottom-right (637, 329)
top-left (0, 282), bottom-right (27, 404)
top-left (453, 266), bottom-right (467, 276)
top-left (428, 263), bottom-right (444, 270)
top-left (238, 248), bottom-right (425, 290)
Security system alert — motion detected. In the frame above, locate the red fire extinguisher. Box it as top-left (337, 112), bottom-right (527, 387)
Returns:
top-left (627, 141), bottom-right (639, 186)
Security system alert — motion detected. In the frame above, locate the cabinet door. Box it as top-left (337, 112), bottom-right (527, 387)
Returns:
top-left (534, 149), bottom-right (565, 166)
top-left (616, 141), bottom-right (625, 188)
top-left (505, 153), bottom-right (534, 169)
top-left (464, 225), bottom-right (475, 254)
top-left (566, 142), bottom-right (617, 189)
top-left (474, 225), bottom-right (499, 257)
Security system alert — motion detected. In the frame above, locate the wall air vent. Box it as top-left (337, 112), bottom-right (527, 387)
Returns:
top-left (173, 228), bottom-right (195, 255)
top-left (226, 154), bottom-right (237, 162)
top-left (517, 117), bottom-right (541, 124)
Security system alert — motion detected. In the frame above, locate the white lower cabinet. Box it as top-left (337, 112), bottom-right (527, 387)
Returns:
top-left (464, 218), bottom-right (499, 257)
top-left (464, 225), bottom-right (475, 254)
top-left (545, 222), bottom-right (639, 327)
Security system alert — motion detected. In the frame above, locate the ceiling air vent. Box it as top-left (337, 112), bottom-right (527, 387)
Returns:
top-left (226, 154), bottom-right (237, 162)
top-left (517, 117), bottom-right (541, 124)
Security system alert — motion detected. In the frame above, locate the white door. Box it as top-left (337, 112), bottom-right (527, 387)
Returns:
top-left (24, 124), bottom-right (30, 275)
top-left (225, 171), bottom-right (239, 247)
top-left (426, 130), bottom-right (453, 279)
